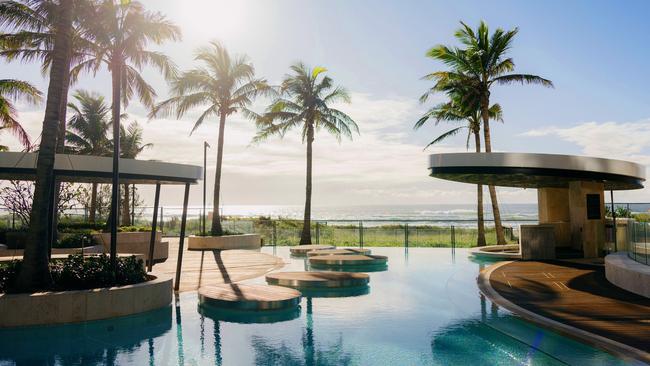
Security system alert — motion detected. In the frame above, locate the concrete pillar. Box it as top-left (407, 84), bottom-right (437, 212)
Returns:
top-left (568, 181), bottom-right (605, 258)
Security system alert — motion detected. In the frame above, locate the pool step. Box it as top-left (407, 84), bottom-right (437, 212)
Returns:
top-left (198, 284), bottom-right (301, 311)
top-left (266, 271), bottom-right (370, 289)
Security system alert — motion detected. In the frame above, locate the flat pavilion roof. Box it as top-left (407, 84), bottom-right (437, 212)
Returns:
top-left (0, 152), bottom-right (202, 185)
top-left (429, 152), bottom-right (645, 190)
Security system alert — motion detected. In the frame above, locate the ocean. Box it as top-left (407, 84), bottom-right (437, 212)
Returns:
top-left (217, 203), bottom-right (539, 222)
top-left (125, 202), bottom-right (646, 227)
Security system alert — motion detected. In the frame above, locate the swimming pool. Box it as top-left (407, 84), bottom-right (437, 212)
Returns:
top-left (0, 247), bottom-right (638, 365)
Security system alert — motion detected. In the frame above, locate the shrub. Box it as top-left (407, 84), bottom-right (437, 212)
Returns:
top-left (58, 222), bottom-right (106, 232)
top-left (117, 226), bottom-right (152, 233)
top-left (0, 260), bottom-right (20, 293)
top-left (54, 232), bottom-right (94, 248)
top-left (193, 230), bottom-right (243, 237)
top-left (3, 230), bottom-right (29, 249)
top-left (97, 225), bottom-right (152, 233)
top-left (1, 254), bottom-right (147, 293)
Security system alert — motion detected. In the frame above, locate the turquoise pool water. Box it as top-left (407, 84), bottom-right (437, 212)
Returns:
top-left (0, 247), bottom-right (640, 365)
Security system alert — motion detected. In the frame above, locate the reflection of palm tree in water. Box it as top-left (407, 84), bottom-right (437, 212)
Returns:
top-left (214, 318), bottom-right (223, 366)
top-left (303, 297), bottom-right (315, 366)
top-left (250, 296), bottom-right (353, 365)
top-left (175, 295), bottom-right (185, 366)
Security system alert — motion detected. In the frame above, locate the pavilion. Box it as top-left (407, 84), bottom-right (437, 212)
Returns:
top-left (428, 152), bottom-right (646, 259)
top-left (0, 151), bottom-right (202, 287)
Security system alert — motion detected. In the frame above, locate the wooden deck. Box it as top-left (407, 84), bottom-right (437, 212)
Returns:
top-left (152, 239), bottom-right (285, 292)
top-left (487, 260), bottom-right (650, 357)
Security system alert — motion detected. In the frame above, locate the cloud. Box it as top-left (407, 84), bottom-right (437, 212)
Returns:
top-left (6, 90), bottom-right (539, 206)
top-left (522, 119), bottom-right (650, 163)
top-left (126, 91), bottom-right (480, 205)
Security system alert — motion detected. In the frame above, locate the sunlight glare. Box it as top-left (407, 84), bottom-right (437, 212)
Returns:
top-left (177, 0), bottom-right (247, 40)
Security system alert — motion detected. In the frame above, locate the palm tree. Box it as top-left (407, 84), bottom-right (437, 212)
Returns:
top-left (150, 41), bottom-right (268, 236)
top-left (415, 91), bottom-right (502, 246)
top-left (119, 121), bottom-right (151, 225)
top-left (0, 79), bottom-right (41, 150)
top-left (425, 21), bottom-right (553, 245)
top-left (81, 0), bottom-right (179, 259)
top-left (0, 0), bottom-right (97, 153)
top-left (16, 0), bottom-right (73, 291)
top-left (254, 63), bottom-right (359, 245)
top-left (66, 90), bottom-right (112, 223)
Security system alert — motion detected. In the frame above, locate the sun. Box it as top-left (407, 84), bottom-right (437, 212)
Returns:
top-left (177, 0), bottom-right (248, 40)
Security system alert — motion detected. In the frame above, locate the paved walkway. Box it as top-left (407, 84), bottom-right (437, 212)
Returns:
top-left (485, 260), bottom-right (650, 360)
top-left (152, 238), bottom-right (285, 292)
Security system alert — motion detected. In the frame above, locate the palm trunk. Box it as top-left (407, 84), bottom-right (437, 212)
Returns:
top-left (121, 183), bottom-right (130, 226)
top-left (16, 0), bottom-right (73, 291)
top-left (89, 182), bottom-right (97, 223)
top-left (210, 112), bottom-right (226, 236)
top-left (299, 124), bottom-right (314, 245)
top-left (474, 131), bottom-right (486, 247)
top-left (51, 50), bottom-right (72, 244)
top-left (480, 94), bottom-right (506, 245)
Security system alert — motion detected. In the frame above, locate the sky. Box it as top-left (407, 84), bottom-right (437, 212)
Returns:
top-left (3, 0), bottom-right (650, 207)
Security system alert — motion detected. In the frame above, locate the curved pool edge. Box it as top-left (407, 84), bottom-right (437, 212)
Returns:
top-left (477, 261), bottom-right (650, 365)
top-left (469, 244), bottom-right (522, 260)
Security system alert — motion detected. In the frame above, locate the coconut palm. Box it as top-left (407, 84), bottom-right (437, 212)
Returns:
top-left (254, 63), bottom-right (359, 245)
top-left (150, 41), bottom-right (268, 236)
top-left (0, 0), bottom-right (97, 153)
top-left (16, 0), bottom-right (73, 291)
top-left (415, 90), bottom-right (502, 246)
top-left (425, 21), bottom-right (553, 244)
top-left (80, 0), bottom-right (179, 254)
top-left (0, 79), bottom-right (41, 150)
top-left (119, 121), bottom-right (151, 225)
top-left (65, 90), bottom-right (112, 223)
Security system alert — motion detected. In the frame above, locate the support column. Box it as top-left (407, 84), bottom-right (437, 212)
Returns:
top-left (611, 190), bottom-right (617, 252)
top-left (568, 181), bottom-right (605, 258)
top-left (174, 183), bottom-right (191, 291)
top-left (148, 183), bottom-right (161, 272)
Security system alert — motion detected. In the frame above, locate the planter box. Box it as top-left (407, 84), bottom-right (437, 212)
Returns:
top-left (93, 232), bottom-right (168, 263)
top-left (0, 275), bottom-right (172, 327)
top-left (188, 234), bottom-right (261, 251)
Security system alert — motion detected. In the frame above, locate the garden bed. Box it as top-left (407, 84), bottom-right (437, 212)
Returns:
top-left (0, 275), bottom-right (172, 327)
top-left (0, 254), bottom-right (171, 327)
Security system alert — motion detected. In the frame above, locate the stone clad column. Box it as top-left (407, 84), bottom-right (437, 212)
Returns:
top-left (538, 187), bottom-right (571, 248)
top-left (568, 181), bottom-right (605, 258)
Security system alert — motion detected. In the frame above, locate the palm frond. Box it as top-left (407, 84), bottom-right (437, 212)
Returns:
top-left (424, 126), bottom-right (466, 150)
top-left (491, 73), bottom-right (554, 87)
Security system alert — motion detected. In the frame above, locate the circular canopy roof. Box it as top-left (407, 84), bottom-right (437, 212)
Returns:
top-left (429, 152), bottom-right (645, 190)
top-left (0, 152), bottom-right (202, 185)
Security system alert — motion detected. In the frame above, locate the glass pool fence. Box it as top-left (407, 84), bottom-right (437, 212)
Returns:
top-left (628, 221), bottom-right (650, 265)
